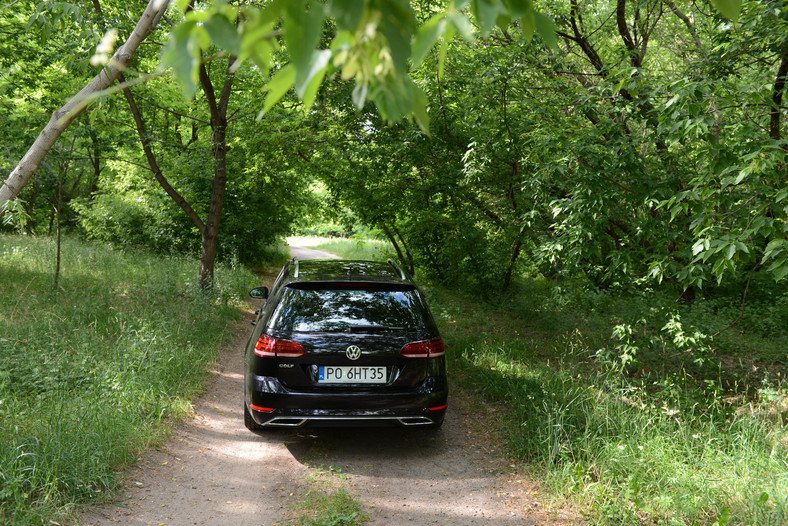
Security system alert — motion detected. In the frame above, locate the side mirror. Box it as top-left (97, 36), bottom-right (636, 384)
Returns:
top-left (249, 286), bottom-right (269, 300)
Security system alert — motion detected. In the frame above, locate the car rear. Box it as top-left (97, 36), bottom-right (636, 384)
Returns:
top-left (244, 266), bottom-right (448, 429)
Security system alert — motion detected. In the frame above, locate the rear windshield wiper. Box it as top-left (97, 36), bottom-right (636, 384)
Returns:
top-left (348, 325), bottom-right (408, 332)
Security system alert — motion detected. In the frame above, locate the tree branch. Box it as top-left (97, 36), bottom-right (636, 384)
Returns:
top-left (121, 73), bottom-right (206, 233)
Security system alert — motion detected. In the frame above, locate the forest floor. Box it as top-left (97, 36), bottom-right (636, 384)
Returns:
top-left (77, 247), bottom-right (582, 525)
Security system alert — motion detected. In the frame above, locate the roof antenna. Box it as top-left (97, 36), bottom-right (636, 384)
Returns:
top-left (347, 267), bottom-right (353, 279)
top-left (293, 257), bottom-right (299, 278)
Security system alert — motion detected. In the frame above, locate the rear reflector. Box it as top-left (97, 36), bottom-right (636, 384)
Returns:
top-left (429, 404), bottom-right (448, 411)
top-left (250, 404), bottom-right (274, 412)
top-left (254, 335), bottom-right (305, 358)
top-left (400, 338), bottom-right (445, 358)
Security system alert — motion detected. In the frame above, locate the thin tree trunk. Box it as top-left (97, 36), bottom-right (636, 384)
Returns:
top-left (770, 55), bottom-right (788, 141)
top-left (381, 223), bottom-right (407, 272)
top-left (391, 223), bottom-right (415, 276)
top-left (197, 61), bottom-right (236, 289)
top-left (502, 237), bottom-right (523, 292)
top-left (0, 0), bottom-right (168, 206)
top-left (87, 131), bottom-right (102, 196)
top-left (54, 177), bottom-right (62, 290)
top-left (53, 137), bottom-right (77, 287)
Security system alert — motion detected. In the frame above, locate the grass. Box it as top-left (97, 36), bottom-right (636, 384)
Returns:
top-left (290, 466), bottom-right (367, 526)
top-left (426, 278), bottom-right (788, 525)
top-left (0, 233), bottom-right (257, 525)
top-left (3, 233), bottom-right (786, 524)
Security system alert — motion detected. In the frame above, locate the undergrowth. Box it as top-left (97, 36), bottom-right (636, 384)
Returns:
top-left (0, 234), bottom-right (257, 524)
top-left (428, 277), bottom-right (788, 525)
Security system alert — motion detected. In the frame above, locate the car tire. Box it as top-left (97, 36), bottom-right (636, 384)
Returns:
top-left (244, 402), bottom-right (263, 431)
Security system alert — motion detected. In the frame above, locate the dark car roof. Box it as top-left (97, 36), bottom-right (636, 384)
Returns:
top-left (285, 259), bottom-right (411, 286)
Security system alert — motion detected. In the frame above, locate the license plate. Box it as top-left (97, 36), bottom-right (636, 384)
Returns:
top-left (318, 366), bottom-right (387, 384)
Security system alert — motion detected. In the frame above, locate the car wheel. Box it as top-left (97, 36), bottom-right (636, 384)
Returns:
top-left (244, 402), bottom-right (262, 431)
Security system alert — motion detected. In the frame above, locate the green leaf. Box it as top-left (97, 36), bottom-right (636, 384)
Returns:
top-left (412, 15), bottom-right (446, 68)
top-left (473, 0), bottom-right (500, 36)
top-left (712, 257), bottom-right (727, 283)
top-left (709, 0), bottom-right (742, 22)
top-left (506, 0), bottom-right (531, 18)
top-left (521, 9), bottom-right (534, 43)
top-left (378, 0), bottom-right (416, 73)
top-left (240, 10), bottom-right (277, 72)
top-left (330, 0), bottom-right (365, 31)
top-left (413, 83), bottom-right (430, 135)
top-left (203, 14), bottom-right (241, 56)
top-left (161, 21), bottom-right (200, 98)
top-left (438, 23), bottom-right (455, 78)
top-left (285, 0), bottom-right (325, 92)
top-left (534, 12), bottom-right (557, 50)
top-left (262, 65), bottom-right (295, 115)
top-left (692, 239), bottom-right (705, 256)
top-left (447, 12), bottom-right (474, 41)
top-left (725, 242), bottom-right (735, 260)
top-left (300, 50), bottom-right (331, 106)
top-left (175, 0), bottom-right (192, 13)
top-left (496, 13), bottom-right (512, 30)
top-left (769, 260), bottom-right (788, 281)
top-left (295, 49), bottom-right (331, 97)
top-left (352, 82), bottom-right (368, 109)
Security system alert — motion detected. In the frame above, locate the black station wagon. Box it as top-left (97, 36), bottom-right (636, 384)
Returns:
top-left (243, 258), bottom-right (448, 429)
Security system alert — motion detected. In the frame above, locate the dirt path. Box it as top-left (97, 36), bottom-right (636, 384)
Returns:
top-left (289, 245), bottom-right (342, 260)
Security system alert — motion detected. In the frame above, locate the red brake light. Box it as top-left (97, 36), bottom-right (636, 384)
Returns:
top-left (275, 339), bottom-right (306, 358)
top-left (400, 338), bottom-right (445, 358)
top-left (254, 335), bottom-right (305, 358)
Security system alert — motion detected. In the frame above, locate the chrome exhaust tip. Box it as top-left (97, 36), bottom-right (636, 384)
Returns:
top-left (396, 416), bottom-right (434, 426)
top-left (265, 417), bottom-right (308, 427)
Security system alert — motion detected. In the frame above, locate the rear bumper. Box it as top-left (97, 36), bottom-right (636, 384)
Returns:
top-left (246, 374), bottom-right (447, 428)
top-left (249, 409), bottom-right (445, 428)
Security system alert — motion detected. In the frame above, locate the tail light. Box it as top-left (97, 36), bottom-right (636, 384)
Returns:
top-left (400, 338), bottom-right (445, 358)
top-left (254, 335), bottom-right (305, 358)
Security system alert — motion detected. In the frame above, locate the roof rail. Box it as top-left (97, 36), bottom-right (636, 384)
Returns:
top-left (387, 258), bottom-right (407, 280)
top-left (292, 256), bottom-right (299, 278)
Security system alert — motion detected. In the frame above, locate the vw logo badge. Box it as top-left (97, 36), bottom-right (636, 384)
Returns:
top-left (346, 345), bottom-right (361, 360)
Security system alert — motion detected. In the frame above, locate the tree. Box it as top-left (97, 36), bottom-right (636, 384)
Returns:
top-left (0, 0), bottom-right (167, 204)
top-left (2, 0), bottom-right (757, 292)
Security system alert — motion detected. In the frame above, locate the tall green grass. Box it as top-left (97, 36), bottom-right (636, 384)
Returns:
top-left (0, 234), bottom-right (257, 524)
top-left (428, 280), bottom-right (788, 525)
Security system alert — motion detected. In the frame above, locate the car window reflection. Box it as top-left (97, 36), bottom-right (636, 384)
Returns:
top-left (269, 288), bottom-right (425, 332)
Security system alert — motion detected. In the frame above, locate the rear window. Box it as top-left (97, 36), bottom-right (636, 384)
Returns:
top-left (268, 284), bottom-right (426, 332)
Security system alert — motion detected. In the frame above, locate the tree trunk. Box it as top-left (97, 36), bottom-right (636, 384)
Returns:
top-left (0, 0), bottom-right (168, 207)
top-left (391, 223), bottom-right (415, 276)
top-left (770, 54), bottom-right (788, 142)
top-left (86, 130), bottom-right (102, 196)
top-left (381, 223), bottom-right (407, 273)
top-left (502, 237), bottom-right (523, 292)
top-left (197, 62), bottom-right (236, 289)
